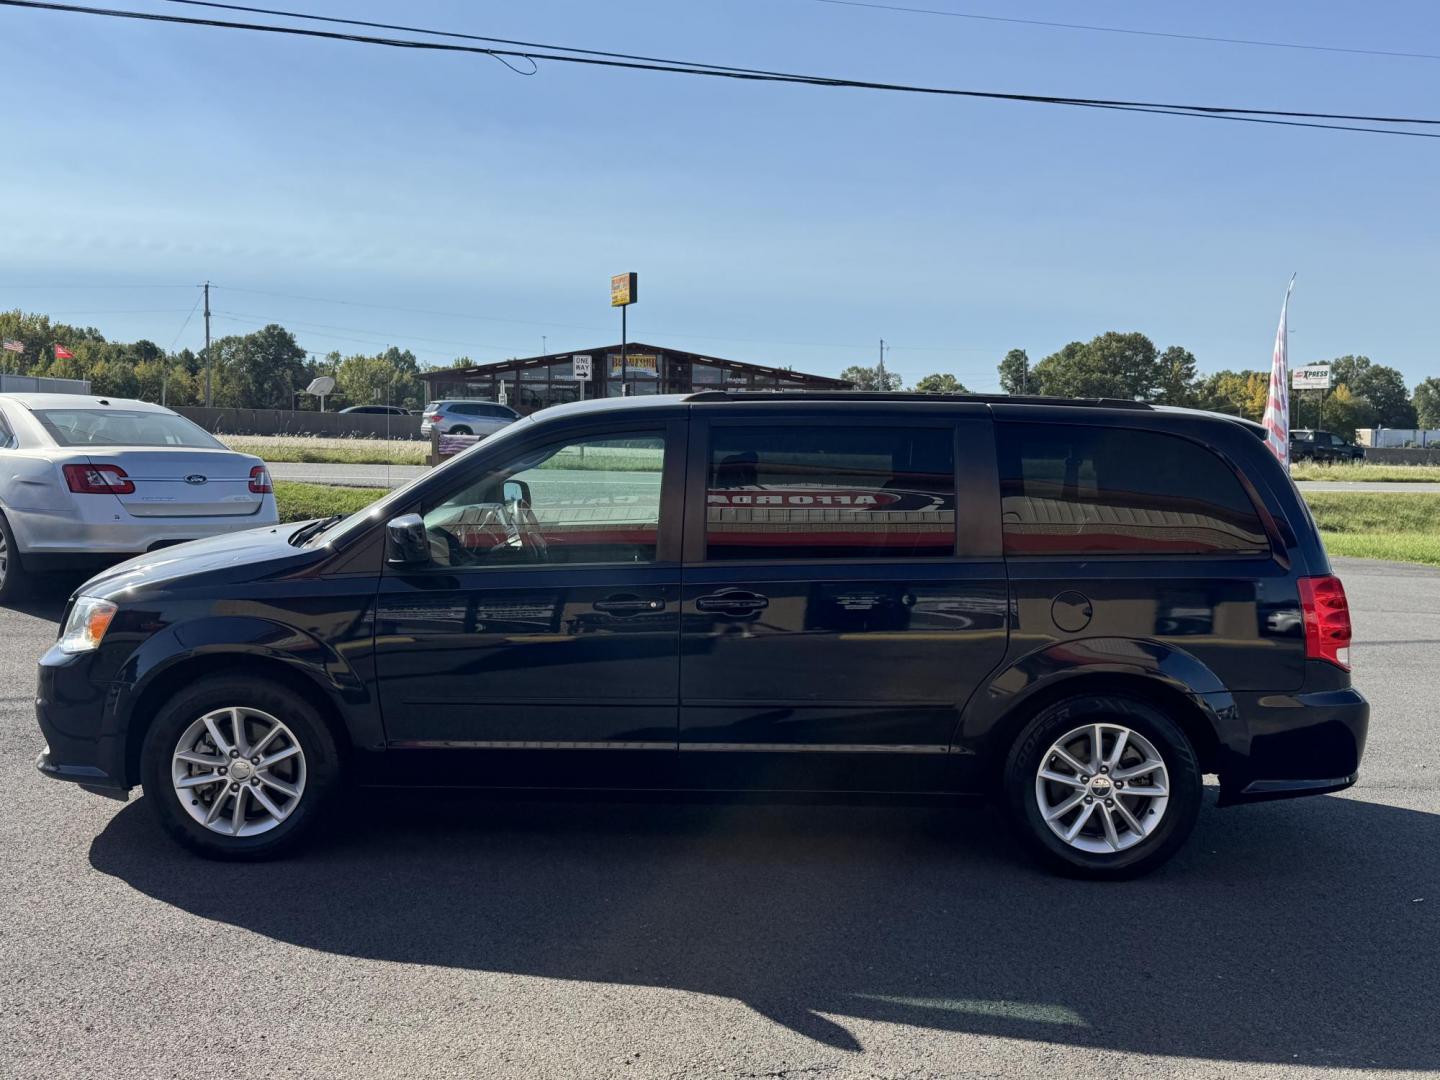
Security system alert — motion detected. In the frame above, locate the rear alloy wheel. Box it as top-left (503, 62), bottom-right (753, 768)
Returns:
top-left (1004, 695), bottom-right (1202, 879)
top-left (142, 676), bottom-right (339, 859)
top-left (448, 425), bottom-right (473, 435)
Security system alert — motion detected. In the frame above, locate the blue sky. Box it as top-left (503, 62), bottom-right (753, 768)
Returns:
top-left (3, 0), bottom-right (1437, 389)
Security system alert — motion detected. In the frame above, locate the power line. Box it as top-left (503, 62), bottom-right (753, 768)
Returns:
top-left (806, 0), bottom-right (1440, 64)
top-left (3, 0), bottom-right (1438, 138)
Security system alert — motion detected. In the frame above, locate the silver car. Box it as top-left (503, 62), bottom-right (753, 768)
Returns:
top-left (419, 400), bottom-right (519, 437)
top-left (0, 394), bottom-right (278, 600)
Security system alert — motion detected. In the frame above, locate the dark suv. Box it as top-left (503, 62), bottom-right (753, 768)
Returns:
top-left (35, 393), bottom-right (1366, 878)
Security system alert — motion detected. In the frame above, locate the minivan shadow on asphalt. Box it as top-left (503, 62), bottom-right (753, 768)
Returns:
top-left (89, 791), bottom-right (1438, 1067)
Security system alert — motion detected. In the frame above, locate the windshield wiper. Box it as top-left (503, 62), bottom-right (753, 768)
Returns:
top-left (288, 514), bottom-right (344, 546)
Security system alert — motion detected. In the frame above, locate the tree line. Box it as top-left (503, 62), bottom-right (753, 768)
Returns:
top-left (0, 310), bottom-right (428, 411)
top-left (842, 331), bottom-right (1440, 438)
top-left (5, 309), bottom-right (1436, 435)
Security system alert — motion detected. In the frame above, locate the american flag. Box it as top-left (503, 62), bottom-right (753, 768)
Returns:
top-left (1262, 276), bottom-right (1295, 467)
top-left (0, 340), bottom-right (22, 354)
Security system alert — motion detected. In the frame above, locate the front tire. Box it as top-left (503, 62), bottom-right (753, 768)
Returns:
top-left (1003, 695), bottom-right (1202, 880)
top-left (140, 675), bottom-right (341, 860)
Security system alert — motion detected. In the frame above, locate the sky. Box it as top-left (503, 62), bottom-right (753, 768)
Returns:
top-left (3, 0), bottom-right (1438, 390)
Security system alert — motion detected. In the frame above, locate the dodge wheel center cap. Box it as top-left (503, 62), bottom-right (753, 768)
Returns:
top-left (230, 759), bottom-right (254, 781)
top-left (1089, 775), bottom-right (1113, 798)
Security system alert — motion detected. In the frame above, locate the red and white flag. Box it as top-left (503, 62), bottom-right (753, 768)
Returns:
top-left (54, 344), bottom-right (75, 360)
top-left (1262, 276), bottom-right (1295, 467)
top-left (1, 340), bottom-right (23, 354)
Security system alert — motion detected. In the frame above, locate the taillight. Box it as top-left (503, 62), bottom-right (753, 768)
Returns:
top-left (248, 465), bottom-right (273, 494)
top-left (63, 463), bottom-right (135, 495)
top-left (1298, 575), bottom-right (1352, 670)
top-left (425, 413), bottom-right (442, 422)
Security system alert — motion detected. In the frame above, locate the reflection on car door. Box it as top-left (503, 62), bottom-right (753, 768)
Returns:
top-left (677, 409), bottom-right (1010, 793)
top-left (374, 419), bottom-right (687, 789)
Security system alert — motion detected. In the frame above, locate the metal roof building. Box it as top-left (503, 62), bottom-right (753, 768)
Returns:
top-left (419, 342), bottom-right (850, 414)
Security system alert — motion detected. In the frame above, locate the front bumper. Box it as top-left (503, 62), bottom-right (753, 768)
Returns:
top-left (34, 646), bottom-right (131, 798)
top-left (1217, 687), bottom-right (1369, 806)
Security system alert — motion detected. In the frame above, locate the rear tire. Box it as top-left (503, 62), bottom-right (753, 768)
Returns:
top-left (1003, 695), bottom-right (1202, 880)
top-left (448, 425), bottom-right (473, 435)
top-left (0, 512), bottom-right (29, 604)
top-left (140, 675), bottom-right (341, 860)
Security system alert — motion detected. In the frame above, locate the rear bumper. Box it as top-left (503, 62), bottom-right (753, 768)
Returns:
top-left (8, 502), bottom-right (278, 556)
top-left (1217, 686), bottom-right (1369, 806)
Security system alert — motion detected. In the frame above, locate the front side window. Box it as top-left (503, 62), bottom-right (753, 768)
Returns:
top-left (423, 433), bottom-right (665, 567)
top-left (36, 409), bottom-right (222, 449)
top-left (997, 423), bottom-right (1269, 556)
top-left (705, 425), bottom-right (955, 560)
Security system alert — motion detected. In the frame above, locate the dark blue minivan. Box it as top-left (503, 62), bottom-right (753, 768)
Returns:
top-left (34, 392), bottom-right (1367, 877)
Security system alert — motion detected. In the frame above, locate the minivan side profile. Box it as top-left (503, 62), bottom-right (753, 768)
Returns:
top-left (34, 393), bottom-right (1367, 878)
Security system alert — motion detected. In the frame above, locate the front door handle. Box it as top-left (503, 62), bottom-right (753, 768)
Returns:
top-left (593, 594), bottom-right (666, 616)
top-left (696, 590), bottom-right (770, 616)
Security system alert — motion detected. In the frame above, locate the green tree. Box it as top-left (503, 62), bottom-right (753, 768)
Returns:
top-left (1351, 364), bottom-right (1414, 427)
top-left (1154, 346), bottom-right (1199, 407)
top-left (1194, 369), bottom-right (1267, 420)
top-left (1413, 377), bottom-right (1440, 429)
top-left (210, 324), bottom-right (309, 409)
top-left (913, 372), bottom-right (968, 394)
top-left (839, 364), bottom-right (903, 391)
top-left (1323, 384), bottom-right (1372, 440)
top-left (87, 359), bottom-right (139, 398)
top-left (1030, 332), bottom-right (1166, 401)
top-left (334, 347), bottom-right (423, 409)
top-left (997, 348), bottom-right (1030, 395)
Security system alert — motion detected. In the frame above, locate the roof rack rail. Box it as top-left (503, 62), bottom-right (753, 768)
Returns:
top-left (683, 390), bottom-right (1153, 410)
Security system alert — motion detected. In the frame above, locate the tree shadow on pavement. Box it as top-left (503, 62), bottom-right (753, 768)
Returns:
top-left (90, 791), bottom-right (1439, 1066)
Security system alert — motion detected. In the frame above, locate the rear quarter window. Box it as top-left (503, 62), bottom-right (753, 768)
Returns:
top-left (997, 422), bottom-right (1269, 557)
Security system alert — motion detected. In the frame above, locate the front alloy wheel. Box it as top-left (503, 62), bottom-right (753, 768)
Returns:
top-left (142, 675), bottom-right (339, 859)
top-left (171, 707), bottom-right (308, 837)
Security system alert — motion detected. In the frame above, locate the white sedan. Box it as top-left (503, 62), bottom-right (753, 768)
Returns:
top-left (0, 394), bottom-right (278, 600)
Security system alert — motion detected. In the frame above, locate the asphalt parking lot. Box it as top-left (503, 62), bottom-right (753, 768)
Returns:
top-left (1, 557), bottom-right (1436, 1080)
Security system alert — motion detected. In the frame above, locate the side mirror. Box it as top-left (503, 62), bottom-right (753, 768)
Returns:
top-left (386, 513), bottom-right (431, 566)
top-left (503, 479), bottom-right (533, 506)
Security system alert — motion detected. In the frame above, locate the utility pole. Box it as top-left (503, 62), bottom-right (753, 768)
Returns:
top-left (203, 281), bottom-right (213, 407)
top-left (542, 335), bottom-right (548, 356)
top-left (878, 338), bottom-right (888, 391)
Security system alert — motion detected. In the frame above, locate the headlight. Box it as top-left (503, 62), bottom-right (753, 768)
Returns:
top-left (58, 596), bottom-right (118, 653)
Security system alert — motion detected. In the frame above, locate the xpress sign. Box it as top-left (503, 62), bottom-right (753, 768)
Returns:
top-left (1292, 365), bottom-right (1332, 391)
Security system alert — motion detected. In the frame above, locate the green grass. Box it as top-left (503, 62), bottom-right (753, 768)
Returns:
top-left (1290, 462), bottom-right (1440, 483)
top-left (1304, 491), bottom-right (1440, 567)
top-left (274, 482), bottom-right (384, 523)
top-left (224, 438), bottom-right (428, 466)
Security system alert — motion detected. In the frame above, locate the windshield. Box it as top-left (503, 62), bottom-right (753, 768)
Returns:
top-left (303, 416), bottom-right (536, 547)
top-left (36, 409), bottom-right (224, 449)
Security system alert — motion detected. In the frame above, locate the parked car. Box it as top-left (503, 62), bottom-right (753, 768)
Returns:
top-left (1291, 428), bottom-right (1364, 463)
top-left (35, 392), bottom-right (1365, 878)
top-left (420, 400), bottom-right (519, 437)
top-left (0, 394), bottom-right (277, 601)
top-left (338, 405), bottom-right (410, 416)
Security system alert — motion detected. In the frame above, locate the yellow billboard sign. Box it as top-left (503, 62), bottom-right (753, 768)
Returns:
top-left (610, 272), bottom-right (637, 307)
